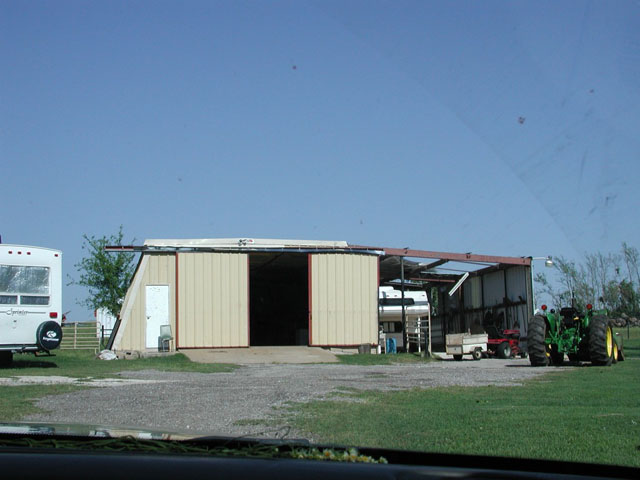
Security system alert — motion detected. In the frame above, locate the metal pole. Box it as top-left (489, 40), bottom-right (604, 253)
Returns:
top-left (428, 301), bottom-right (432, 357)
top-left (401, 256), bottom-right (406, 352)
top-left (530, 263), bottom-right (536, 314)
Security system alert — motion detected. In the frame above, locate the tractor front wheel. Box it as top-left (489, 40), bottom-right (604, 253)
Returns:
top-left (528, 315), bottom-right (549, 367)
top-left (589, 316), bottom-right (613, 366)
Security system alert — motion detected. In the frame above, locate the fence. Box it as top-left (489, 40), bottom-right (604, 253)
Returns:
top-left (405, 315), bottom-right (432, 355)
top-left (61, 322), bottom-right (101, 350)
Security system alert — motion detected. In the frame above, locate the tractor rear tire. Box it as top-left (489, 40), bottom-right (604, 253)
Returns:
top-left (497, 342), bottom-right (511, 359)
top-left (589, 316), bottom-right (613, 366)
top-left (528, 315), bottom-right (549, 366)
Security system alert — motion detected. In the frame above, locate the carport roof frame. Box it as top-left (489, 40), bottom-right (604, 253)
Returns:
top-left (105, 238), bottom-right (383, 255)
top-left (352, 245), bottom-right (532, 266)
top-left (105, 239), bottom-right (531, 266)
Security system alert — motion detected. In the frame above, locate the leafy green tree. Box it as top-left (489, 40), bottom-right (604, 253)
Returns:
top-left (71, 226), bottom-right (136, 317)
top-left (535, 256), bottom-right (587, 309)
top-left (617, 279), bottom-right (636, 316)
top-left (583, 251), bottom-right (621, 310)
top-left (535, 243), bottom-right (639, 317)
top-left (621, 243), bottom-right (640, 316)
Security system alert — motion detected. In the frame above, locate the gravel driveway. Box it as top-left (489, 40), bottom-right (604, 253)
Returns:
top-left (25, 358), bottom-right (552, 439)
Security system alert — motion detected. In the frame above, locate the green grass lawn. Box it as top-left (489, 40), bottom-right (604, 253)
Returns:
top-left (288, 352), bottom-right (640, 467)
top-left (616, 326), bottom-right (640, 359)
top-left (0, 349), bottom-right (237, 378)
top-left (0, 384), bottom-right (83, 421)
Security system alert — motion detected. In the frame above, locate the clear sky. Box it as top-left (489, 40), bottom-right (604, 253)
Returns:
top-left (2, 0), bottom-right (639, 320)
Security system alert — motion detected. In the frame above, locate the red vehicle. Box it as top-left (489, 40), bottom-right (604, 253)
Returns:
top-left (484, 326), bottom-right (526, 359)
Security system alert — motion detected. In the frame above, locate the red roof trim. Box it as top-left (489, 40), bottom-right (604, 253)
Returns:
top-left (351, 245), bottom-right (531, 266)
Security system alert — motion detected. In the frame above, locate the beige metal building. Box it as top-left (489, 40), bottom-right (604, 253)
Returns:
top-left (108, 238), bottom-right (533, 353)
top-left (110, 239), bottom-right (381, 352)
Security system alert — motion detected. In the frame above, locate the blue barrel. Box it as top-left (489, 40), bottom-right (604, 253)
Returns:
top-left (386, 338), bottom-right (397, 354)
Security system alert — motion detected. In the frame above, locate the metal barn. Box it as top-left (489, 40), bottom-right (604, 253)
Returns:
top-left (110, 239), bottom-right (380, 352)
top-left (107, 238), bottom-right (534, 353)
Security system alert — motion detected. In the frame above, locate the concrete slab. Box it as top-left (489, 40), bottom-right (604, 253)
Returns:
top-left (181, 346), bottom-right (340, 364)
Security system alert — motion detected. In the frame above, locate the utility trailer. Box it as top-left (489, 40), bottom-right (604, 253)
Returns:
top-left (0, 244), bottom-right (63, 365)
top-left (446, 332), bottom-right (488, 361)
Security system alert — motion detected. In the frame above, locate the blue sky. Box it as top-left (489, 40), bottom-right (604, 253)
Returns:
top-left (2, 0), bottom-right (639, 319)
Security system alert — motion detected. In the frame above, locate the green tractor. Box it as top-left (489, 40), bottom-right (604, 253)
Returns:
top-left (528, 304), bottom-right (625, 366)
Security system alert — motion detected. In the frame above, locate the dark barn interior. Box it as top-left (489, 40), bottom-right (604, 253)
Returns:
top-left (249, 253), bottom-right (309, 346)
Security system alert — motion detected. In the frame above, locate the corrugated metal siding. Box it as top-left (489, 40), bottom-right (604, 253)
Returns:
top-left (310, 253), bottom-right (378, 346)
top-left (505, 267), bottom-right (527, 302)
top-left (119, 253), bottom-right (176, 351)
top-left (482, 270), bottom-right (505, 307)
top-left (177, 252), bottom-right (248, 348)
top-left (463, 276), bottom-right (482, 309)
top-left (505, 266), bottom-right (531, 336)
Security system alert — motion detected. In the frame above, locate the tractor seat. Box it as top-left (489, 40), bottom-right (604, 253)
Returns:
top-left (484, 325), bottom-right (502, 339)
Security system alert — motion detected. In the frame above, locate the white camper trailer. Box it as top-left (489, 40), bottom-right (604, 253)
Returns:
top-left (378, 286), bottom-right (430, 350)
top-left (0, 244), bottom-right (63, 364)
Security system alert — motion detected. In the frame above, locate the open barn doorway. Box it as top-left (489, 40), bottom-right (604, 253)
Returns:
top-left (249, 253), bottom-right (309, 346)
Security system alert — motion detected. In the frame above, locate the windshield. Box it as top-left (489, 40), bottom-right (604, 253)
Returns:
top-left (1, 0), bottom-right (639, 470)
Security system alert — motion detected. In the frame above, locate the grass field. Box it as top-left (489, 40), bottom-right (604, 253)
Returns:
top-left (288, 330), bottom-right (640, 467)
top-left (615, 326), bottom-right (640, 358)
top-left (0, 350), bottom-right (237, 378)
top-left (2, 331), bottom-right (639, 467)
top-left (0, 384), bottom-right (83, 421)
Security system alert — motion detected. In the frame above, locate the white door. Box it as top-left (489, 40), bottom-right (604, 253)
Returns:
top-left (145, 285), bottom-right (169, 349)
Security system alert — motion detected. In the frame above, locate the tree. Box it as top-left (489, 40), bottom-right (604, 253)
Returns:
top-left (583, 251), bottom-right (621, 310)
top-left (535, 255), bottom-right (587, 309)
top-left (621, 242), bottom-right (640, 286)
top-left (71, 226), bottom-right (136, 317)
top-left (535, 242), bottom-right (640, 317)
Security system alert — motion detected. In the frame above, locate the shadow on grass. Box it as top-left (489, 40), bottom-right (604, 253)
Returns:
top-left (0, 359), bottom-right (58, 370)
top-left (623, 345), bottom-right (639, 358)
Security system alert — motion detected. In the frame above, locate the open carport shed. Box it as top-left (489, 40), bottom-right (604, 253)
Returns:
top-left (107, 239), bottom-right (533, 354)
top-left (366, 246), bottom-right (534, 351)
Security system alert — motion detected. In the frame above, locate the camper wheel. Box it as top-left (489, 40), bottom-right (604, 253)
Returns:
top-left (0, 351), bottom-right (12, 366)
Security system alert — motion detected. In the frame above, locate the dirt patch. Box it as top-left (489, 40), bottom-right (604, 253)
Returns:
top-left (0, 375), bottom-right (169, 387)
top-left (25, 359), bottom-right (552, 438)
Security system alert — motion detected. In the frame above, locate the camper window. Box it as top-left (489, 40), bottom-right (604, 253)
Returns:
top-left (381, 321), bottom-right (403, 333)
top-left (379, 298), bottom-right (416, 306)
top-left (0, 295), bottom-right (18, 305)
top-left (0, 265), bottom-right (50, 295)
top-left (20, 295), bottom-right (50, 305)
